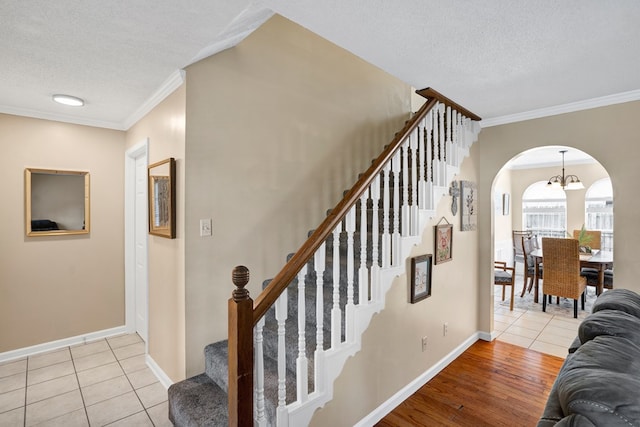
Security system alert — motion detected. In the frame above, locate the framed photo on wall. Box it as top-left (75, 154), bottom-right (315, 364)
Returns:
top-left (434, 223), bottom-right (453, 264)
top-left (410, 254), bottom-right (433, 303)
top-left (460, 180), bottom-right (477, 231)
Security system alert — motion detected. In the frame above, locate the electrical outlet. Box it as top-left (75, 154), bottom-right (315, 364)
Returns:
top-left (200, 218), bottom-right (212, 237)
top-left (421, 336), bottom-right (428, 352)
top-left (443, 322), bottom-right (449, 336)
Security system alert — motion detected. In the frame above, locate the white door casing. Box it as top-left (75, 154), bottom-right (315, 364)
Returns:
top-left (125, 139), bottom-right (149, 344)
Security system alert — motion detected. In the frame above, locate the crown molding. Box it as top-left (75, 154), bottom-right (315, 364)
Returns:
top-left (121, 69), bottom-right (186, 130)
top-left (481, 89), bottom-right (640, 128)
top-left (0, 104), bottom-right (124, 130)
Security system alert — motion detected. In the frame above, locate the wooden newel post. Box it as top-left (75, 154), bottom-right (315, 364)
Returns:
top-left (228, 265), bottom-right (254, 426)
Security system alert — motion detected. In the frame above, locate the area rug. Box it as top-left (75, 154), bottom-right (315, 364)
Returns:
top-left (498, 275), bottom-right (599, 318)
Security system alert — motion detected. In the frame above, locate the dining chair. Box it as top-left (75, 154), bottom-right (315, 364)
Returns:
top-left (512, 230), bottom-right (532, 267)
top-left (583, 268), bottom-right (614, 291)
top-left (494, 261), bottom-right (515, 311)
top-left (572, 229), bottom-right (601, 250)
top-left (541, 237), bottom-right (587, 318)
top-left (520, 235), bottom-right (541, 297)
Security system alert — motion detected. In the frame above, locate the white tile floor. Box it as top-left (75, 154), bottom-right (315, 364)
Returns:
top-left (0, 334), bottom-right (171, 426)
top-left (494, 271), bottom-right (592, 359)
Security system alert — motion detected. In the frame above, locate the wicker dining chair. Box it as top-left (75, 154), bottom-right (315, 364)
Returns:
top-left (495, 261), bottom-right (515, 311)
top-left (541, 237), bottom-right (587, 318)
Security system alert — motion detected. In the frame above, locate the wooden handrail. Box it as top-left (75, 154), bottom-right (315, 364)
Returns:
top-left (252, 87), bottom-right (480, 324)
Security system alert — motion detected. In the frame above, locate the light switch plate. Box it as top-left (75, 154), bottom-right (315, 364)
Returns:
top-left (200, 218), bottom-right (212, 237)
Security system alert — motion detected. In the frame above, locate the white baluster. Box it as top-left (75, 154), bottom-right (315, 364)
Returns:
top-left (418, 118), bottom-right (426, 210)
top-left (391, 151), bottom-right (401, 267)
top-left (314, 242), bottom-right (325, 353)
top-left (446, 106), bottom-right (453, 168)
top-left (275, 289), bottom-right (288, 424)
top-left (345, 206), bottom-right (356, 342)
top-left (370, 174), bottom-right (381, 301)
top-left (254, 317), bottom-right (266, 426)
top-left (401, 139), bottom-right (409, 237)
top-left (358, 190), bottom-right (369, 305)
top-left (331, 225), bottom-right (342, 348)
top-left (381, 163), bottom-right (391, 268)
top-left (296, 265), bottom-right (308, 403)
top-left (426, 109), bottom-right (433, 209)
top-left (409, 129), bottom-right (419, 235)
top-left (432, 103), bottom-right (440, 187)
top-left (439, 103), bottom-right (446, 185)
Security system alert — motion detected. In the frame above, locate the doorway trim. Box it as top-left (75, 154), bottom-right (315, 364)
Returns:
top-left (125, 138), bottom-right (149, 343)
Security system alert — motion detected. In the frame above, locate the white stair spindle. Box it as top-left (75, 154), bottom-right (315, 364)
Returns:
top-left (254, 317), bottom-right (266, 426)
top-left (426, 109), bottom-right (434, 209)
top-left (331, 225), bottom-right (342, 348)
top-left (381, 163), bottom-right (391, 268)
top-left (370, 174), bottom-right (381, 301)
top-left (275, 289), bottom-right (288, 424)
top-left (358, 190), bottom-right (369, 305)
top-left (314, 242), bottom-right (325, 353)
top-left (401, 140), bottom-right (409, 237)
top-left (345, 206), bottom-right (356, 342)
top-left (391, 150), bottom-right (401, 267)
top-left (439, 103), bottom-right (446, 185)
top-left (417, 118), bottom-right (426, 210)
top-left (296, 265), bottom-right (309, 402)
top-left (409, 129), bottom-right (419, 235)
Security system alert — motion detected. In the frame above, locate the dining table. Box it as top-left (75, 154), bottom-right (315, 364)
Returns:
top-left (530, 249), bottom-right (613, 303)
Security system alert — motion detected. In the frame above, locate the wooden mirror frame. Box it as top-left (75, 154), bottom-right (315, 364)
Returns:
top-left (148, 157), bottom-right (176, 238)
top-left (25, 168), bottom-right (90, 237)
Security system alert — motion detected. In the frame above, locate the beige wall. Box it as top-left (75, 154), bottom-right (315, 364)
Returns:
top-left (0, 114), bottom-right (125, 352)
top-left (478, 101), bottom-right (640, 333)
top-left (183, 15), bottom-right (413, 375)
top-left (125, 85), bottom-right (186, 381)
top-left (311, 145), bottom-right (480, 426)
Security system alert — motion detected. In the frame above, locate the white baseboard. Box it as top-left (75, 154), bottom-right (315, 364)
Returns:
top-left (0, 325), bottom-right (128, 363)
top-left (147, 354), bottom-right (174, 390)
top-left (355, 332), bottom-right (481, 427)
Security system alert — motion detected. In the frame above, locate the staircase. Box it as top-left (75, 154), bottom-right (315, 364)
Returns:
top-left (168, 88), bottom-right (481, 426)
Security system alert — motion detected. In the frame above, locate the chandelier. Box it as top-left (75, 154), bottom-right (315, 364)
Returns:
top-left (547, 149), bottom-right (584, 190)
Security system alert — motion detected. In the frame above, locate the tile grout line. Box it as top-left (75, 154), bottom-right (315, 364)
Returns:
top-left (105, 336), bottom-right (157, 427)
top-left (23, 356), bottom-right (28, 427)
top-left (69, 344), bottom-right (92, 426)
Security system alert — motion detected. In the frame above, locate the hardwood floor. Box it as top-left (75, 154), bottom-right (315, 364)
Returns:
top-left (375, 340), bottom-right (564, 427)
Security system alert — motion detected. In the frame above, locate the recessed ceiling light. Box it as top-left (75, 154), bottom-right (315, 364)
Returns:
top-left (52, 94), bottom-right (85, 107)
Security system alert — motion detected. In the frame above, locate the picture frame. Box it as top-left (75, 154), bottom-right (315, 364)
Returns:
top-left (502, 193), bottom-right (510, 216)
top-left (148, 157), bottom-right (176, 239)
top-left (434, 223), bottom-right (453, 264)
top-left (460, 180), bottom-right (477, 231)
top-left (410, 254), bottom-right (432, 303)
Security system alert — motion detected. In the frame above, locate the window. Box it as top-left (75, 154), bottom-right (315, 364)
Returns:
top-left (585, 178), bottom-right (613, 250)
top-left (522, 181), bottom-right (567, 238)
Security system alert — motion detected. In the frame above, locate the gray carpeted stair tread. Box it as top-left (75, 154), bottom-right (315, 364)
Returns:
top-left (204, 340), bottom-right (297, 421)
top-left (168, 373), bottom-right (228, 427)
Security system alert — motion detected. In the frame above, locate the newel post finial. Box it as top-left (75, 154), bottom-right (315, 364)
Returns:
top-left (228, 265), bottom-right (253, 426)
top-left (232, 265), bottom-right (250, 300)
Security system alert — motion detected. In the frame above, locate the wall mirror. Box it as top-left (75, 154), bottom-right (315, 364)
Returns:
top-left (148, 157), bottom-right (176, 238)
top-left (25, 168), bottom-right (90, 236)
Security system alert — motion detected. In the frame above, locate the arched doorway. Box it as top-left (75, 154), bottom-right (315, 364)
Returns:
top-left (491, 145), bottom-right (613, 356)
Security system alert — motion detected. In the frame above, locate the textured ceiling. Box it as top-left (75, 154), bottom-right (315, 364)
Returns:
top-left (2, 1), bottom-right (640, 130)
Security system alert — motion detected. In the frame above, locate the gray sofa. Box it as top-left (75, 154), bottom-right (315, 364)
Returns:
top-left (538, 288), bottom-right (640, 426)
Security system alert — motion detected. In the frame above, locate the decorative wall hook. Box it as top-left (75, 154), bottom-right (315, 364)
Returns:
top-left (449, 181), bottom-right (460, 216)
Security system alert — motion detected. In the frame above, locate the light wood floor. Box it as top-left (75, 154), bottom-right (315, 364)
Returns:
top-left (375, 340), bottom-right (564, 427)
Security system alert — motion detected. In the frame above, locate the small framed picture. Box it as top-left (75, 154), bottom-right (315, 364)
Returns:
top-left (410, 254), bottom-right (433, 303)
top-left (434, 223), bottom-right (453, 264)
